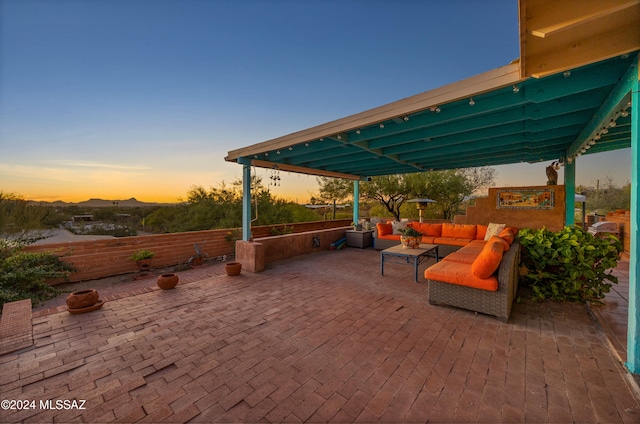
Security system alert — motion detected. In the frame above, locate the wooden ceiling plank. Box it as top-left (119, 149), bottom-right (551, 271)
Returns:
top-left (250, 159), bottom-right (361, 180)
top-left (530, 1), bottom-right (639, 38)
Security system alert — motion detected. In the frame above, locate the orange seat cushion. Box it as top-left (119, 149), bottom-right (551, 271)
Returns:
top-left (377, 234), bottom-right (401, 241)
top-left (471, 237), bottom-right (505, 279)
top-left (377, 222), bottom-right (393, 236)
top-left (441, 223), bottom-right (477, 239)
top-left (443, 242), bottom-right (486, 264)
top-left (425, 261), bottom-right (498, 291)
top-left (421, 236), bottom-right (437, 244)
top-left (433, 237), bottom-right (474, 247)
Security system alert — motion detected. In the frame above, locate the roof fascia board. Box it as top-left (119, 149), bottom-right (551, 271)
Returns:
top-left (225, 62), bottom-right (521, 162)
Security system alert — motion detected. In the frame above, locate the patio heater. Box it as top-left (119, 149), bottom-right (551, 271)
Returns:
top-left (408, 198), bottom-right (436, 223)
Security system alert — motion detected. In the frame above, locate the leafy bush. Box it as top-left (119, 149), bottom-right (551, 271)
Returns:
top-left (519, 226), bottom-right (622, 303)
top-left (0, 240), bottom-right (76, 308)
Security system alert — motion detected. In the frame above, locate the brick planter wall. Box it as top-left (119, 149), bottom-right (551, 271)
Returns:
top-left (24, 220), bottom-right (351, 284)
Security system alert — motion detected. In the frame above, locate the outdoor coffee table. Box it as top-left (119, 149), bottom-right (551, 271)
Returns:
top-left (380, 244), bottom-right (439, 282)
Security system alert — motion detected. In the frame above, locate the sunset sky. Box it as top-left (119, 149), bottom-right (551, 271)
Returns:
top-left (0, 0), bottom-right (631, 204)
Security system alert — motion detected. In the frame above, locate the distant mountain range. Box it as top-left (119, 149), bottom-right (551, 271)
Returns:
top-left (28, 198), bottom-right (177, 208)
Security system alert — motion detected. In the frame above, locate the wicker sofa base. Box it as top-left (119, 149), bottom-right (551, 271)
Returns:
top-left (427, 241), bottom-right (520, 322)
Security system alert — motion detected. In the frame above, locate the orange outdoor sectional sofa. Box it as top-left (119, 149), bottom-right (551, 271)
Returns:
top-left (374, 222), bottom-right (520, 321)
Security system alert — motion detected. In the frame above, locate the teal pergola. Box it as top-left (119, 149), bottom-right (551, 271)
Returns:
top-left (226, 2), bottom-right (639, 374)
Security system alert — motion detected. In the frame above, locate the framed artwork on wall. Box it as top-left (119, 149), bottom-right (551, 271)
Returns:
top-left (497, 188), bottom-right (555, 210)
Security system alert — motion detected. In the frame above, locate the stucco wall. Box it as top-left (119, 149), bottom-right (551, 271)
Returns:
top-left (456, 185), bottom-right (566, 232)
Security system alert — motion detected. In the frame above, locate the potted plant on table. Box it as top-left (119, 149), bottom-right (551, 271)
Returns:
top-left (130, 249), bottom-right (154, 271)
top-left (398, 227), bottom-right (423, 249)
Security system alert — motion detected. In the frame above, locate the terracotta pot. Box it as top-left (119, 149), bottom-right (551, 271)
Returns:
top-left (66, 289), bottom-right (99, 309)
top-left (136, 259), bottom-right (151, 271)
top-left (225, 262), bottom-right (242, 276)
top-left (400, 235), bottom-right (422, 249)
top-left (157, 273), bottom-right (179, 290)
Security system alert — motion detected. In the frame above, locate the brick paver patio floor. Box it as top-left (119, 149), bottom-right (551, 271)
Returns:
top-left (1, 248), bottom-right (639, 423)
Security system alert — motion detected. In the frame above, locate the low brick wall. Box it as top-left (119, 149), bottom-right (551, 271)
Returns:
top-left (254, 227), bottom-right (350, 264)
top-left (24, 220), bottom-right (351, 283)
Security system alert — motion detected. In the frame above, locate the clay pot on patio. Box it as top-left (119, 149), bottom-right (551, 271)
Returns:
top-left (157, 273), bottom-right (179, 290)
top-left (225, 262), bottom-right (242, 276)
top-left (66, 289), bottom-right (99, 310)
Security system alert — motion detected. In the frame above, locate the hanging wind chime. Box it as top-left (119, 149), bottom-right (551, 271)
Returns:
top-left (269, 168), bottom-right (281, 187)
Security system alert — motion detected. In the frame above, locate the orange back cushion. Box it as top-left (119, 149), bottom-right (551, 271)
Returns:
top-left (441, 223), bottom-right (477, 239)
top-left (377, 222), bottom-right (393, 236)
top-left (475, 224), bottom-right (488, 240)
top-left (471, 236), bottom-right (505, 279)
top-left (415, 223), bottom-right (442, 237)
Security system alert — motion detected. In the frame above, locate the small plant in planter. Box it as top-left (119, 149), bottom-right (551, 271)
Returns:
top-left (188, 242), bottom-right (209, 266)
top-left (398, 226), bottom-right (423, 249)
top-left (130, 249), bottom-right (154, 271)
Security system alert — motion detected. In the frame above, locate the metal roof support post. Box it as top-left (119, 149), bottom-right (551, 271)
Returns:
top-left (238, 157), bottom-right (252, 241)
top-left (564, 159), bottom-right (575, 227)
top-left (625, 71), bottom-right (639, 374)
top-left (353, 180), bottom-right (360, 225)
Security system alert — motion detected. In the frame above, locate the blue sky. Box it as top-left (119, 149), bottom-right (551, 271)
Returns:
top-left (0, 0), bottom-right (631, 203)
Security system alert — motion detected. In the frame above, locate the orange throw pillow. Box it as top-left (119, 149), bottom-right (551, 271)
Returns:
top-left (377, 222), bottom-right (393, 236)
top-left (498, 228), bottom-right (515, 245)
top-left (471, 237), bottom-right (505, 279)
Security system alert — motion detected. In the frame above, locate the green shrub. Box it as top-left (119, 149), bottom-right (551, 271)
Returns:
top-left (0, 240), bottom-right (76, 308)
top-left (519, 226), bottom-right (622, 303)
top-left (130, 249), bottom-right (154, 261)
